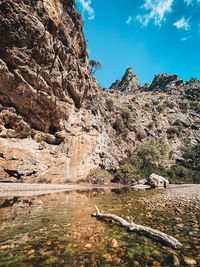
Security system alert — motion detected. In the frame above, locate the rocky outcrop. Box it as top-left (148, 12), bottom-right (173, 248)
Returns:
top-left (110, 68), bottom-right (140, 93)
top-left (148, 74), bottom-right (183, 92)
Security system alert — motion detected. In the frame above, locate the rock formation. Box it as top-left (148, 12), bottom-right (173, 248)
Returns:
top-left (148, 74), bottom-right (183, 92)
top-left (110, 67), bottom-right (140, 93)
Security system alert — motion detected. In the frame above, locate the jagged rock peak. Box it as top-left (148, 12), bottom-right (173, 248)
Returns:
top-left (148, 73), bottom-right (184, 92)
top-left (110, 67), bottom-right (140, 93)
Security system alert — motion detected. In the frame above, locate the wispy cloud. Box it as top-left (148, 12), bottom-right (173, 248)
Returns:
top-left (136, 0), bottom-right (174, 27)
top-left (173, 17), bottom-right (190, 30)
top-left (181, 36), bottom-right (191, 41)
top-left (76, 0), bottom-right (95, 20)
top-left (184, 0), bottom-right (200, 5)
top-left (126, 16), bottom-right (133, 25)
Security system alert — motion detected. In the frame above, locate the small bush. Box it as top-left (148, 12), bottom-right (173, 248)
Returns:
top-left (121, 110), bottom-right (132, 128)
top-left (167, 126), bottom-right (182, 138)
top-left (84, 168), bottom-right (112, 184)
top-left (113, 118), bottom-right (125, 134)
top-left (113, 110), bottom-right (132, 135)
top-left (147, 122), bottom-right (154, 130)
top-left (167, 164), bottom-right (200, 183)
top-left (183, 143), bottom-right (200, 169)
top-left (156, 104), bottom-right (165, 113)
top-left (112, 163), bottom-right (140, 185)
top-left (136, 130), bottom-right (146, 141)
top-left (106, 99), bottom-right (114, 111)
top-left (163, 100), bottom-right (175, 109)
top-left (137, 140), bottom-right (169, 167)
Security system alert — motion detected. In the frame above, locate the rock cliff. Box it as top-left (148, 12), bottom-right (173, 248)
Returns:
top-left (0, 0), bottom-right (117, 183)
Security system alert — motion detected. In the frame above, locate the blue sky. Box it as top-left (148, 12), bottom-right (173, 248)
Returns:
top-left (75, 0), bottom-right (200, 88)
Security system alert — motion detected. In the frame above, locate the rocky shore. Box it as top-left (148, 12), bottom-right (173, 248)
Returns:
top-left (141, 184), bottom-right (200, 213)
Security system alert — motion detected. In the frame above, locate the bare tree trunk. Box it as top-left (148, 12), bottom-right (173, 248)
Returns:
top-left (92, 206), bottom-right (182, 249)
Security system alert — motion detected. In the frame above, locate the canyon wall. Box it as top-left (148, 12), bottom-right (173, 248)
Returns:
top-left (0, 0), bottom-right (117, 183)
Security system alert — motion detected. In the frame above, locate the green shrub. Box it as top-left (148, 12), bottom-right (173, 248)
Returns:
top-left (136, 130), bottom-right (146, 141)
top-left (121, 110), bottom-right (132, 128)
top-left (106, 99), bottom-right (114, 111)
top-left (167, 126), bottom-right (182, 138)
top-left (147, 122), bottom-right (154, 130)
top-left (112, 163), bottom-right (140, 185)
top-left (163, 100), bottom-right (175, 109)
top-left (113, 118), bottom-right (125, 134)
top-left (113, 110), bottom-right (132, 134)
top-left (137, 140), bottom-right (169, 167)
top-left (167, 164), bottom-right (200, 183)
top-left (183, 144), bottom-right (200, 169)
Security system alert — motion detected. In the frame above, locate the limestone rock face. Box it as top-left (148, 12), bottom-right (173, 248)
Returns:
top-left (0, 0), bottom-right (117, 183)
top-left (0, 0), bottom-right (93, 137)
top-left (110, 68), bottom-right (140, 93)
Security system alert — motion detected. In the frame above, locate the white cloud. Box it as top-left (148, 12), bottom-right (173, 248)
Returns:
top-left (76, 0), bottom-right (95, 20)
top-left (173, 17), bottom-right (190, 30)
top-left (184, 0), bottom-right (200, 5)
top-left (181, 36), bottom-right (191, 41)
top-left (136, 0), bottom-right (174, 27)
top-left (126, 16), bottom-right (133, 25)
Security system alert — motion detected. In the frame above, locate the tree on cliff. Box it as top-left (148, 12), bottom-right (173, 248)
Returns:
top-left (89, 60), bottom-right (102, 74)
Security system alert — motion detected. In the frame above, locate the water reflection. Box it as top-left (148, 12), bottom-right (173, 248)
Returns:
top-left (0, 188), bottom-right (199, 267)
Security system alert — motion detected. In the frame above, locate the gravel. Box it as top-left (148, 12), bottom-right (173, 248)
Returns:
top-left (143, 184), bottom-right (200, 212)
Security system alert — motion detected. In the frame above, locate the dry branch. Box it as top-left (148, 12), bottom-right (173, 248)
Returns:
top-left (92, 206), bottom-right (182, 249)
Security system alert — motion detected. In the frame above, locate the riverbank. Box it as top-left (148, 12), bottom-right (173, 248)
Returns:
top-left (0, 182), bottom-right (124, 197)
top-left (142, 184), bottom-right (200, 213)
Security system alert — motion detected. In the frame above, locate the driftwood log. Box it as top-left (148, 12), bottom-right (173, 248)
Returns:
top-left (92, 206), bottom-right (182, 249)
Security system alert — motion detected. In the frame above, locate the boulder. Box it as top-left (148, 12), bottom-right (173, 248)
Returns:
top-left (138, 179), bottom-right (148, 185)
top-left (148, 173), bottom-right (169, 188)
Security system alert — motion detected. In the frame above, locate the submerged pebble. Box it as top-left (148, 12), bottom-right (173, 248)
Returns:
top-left (183, 256), bottom-right (197, 265)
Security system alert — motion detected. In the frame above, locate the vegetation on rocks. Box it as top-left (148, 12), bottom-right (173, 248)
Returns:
top-left (113, 140), bottom-right (200, 184)
top-left (113, 140), bottom-right (170, 184)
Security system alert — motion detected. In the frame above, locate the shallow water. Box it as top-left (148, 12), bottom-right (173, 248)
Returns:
top-left (0, 188), bottom-right (199, 267)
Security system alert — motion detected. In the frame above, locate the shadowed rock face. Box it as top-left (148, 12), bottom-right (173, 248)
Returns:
top-left (0, 0), bottom-right (94, 140)
top-left (110, 68), bottom-right (140, 93)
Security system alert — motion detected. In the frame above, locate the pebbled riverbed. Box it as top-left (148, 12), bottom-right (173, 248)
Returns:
top-left (0, 185), bottom-right (199, 267)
